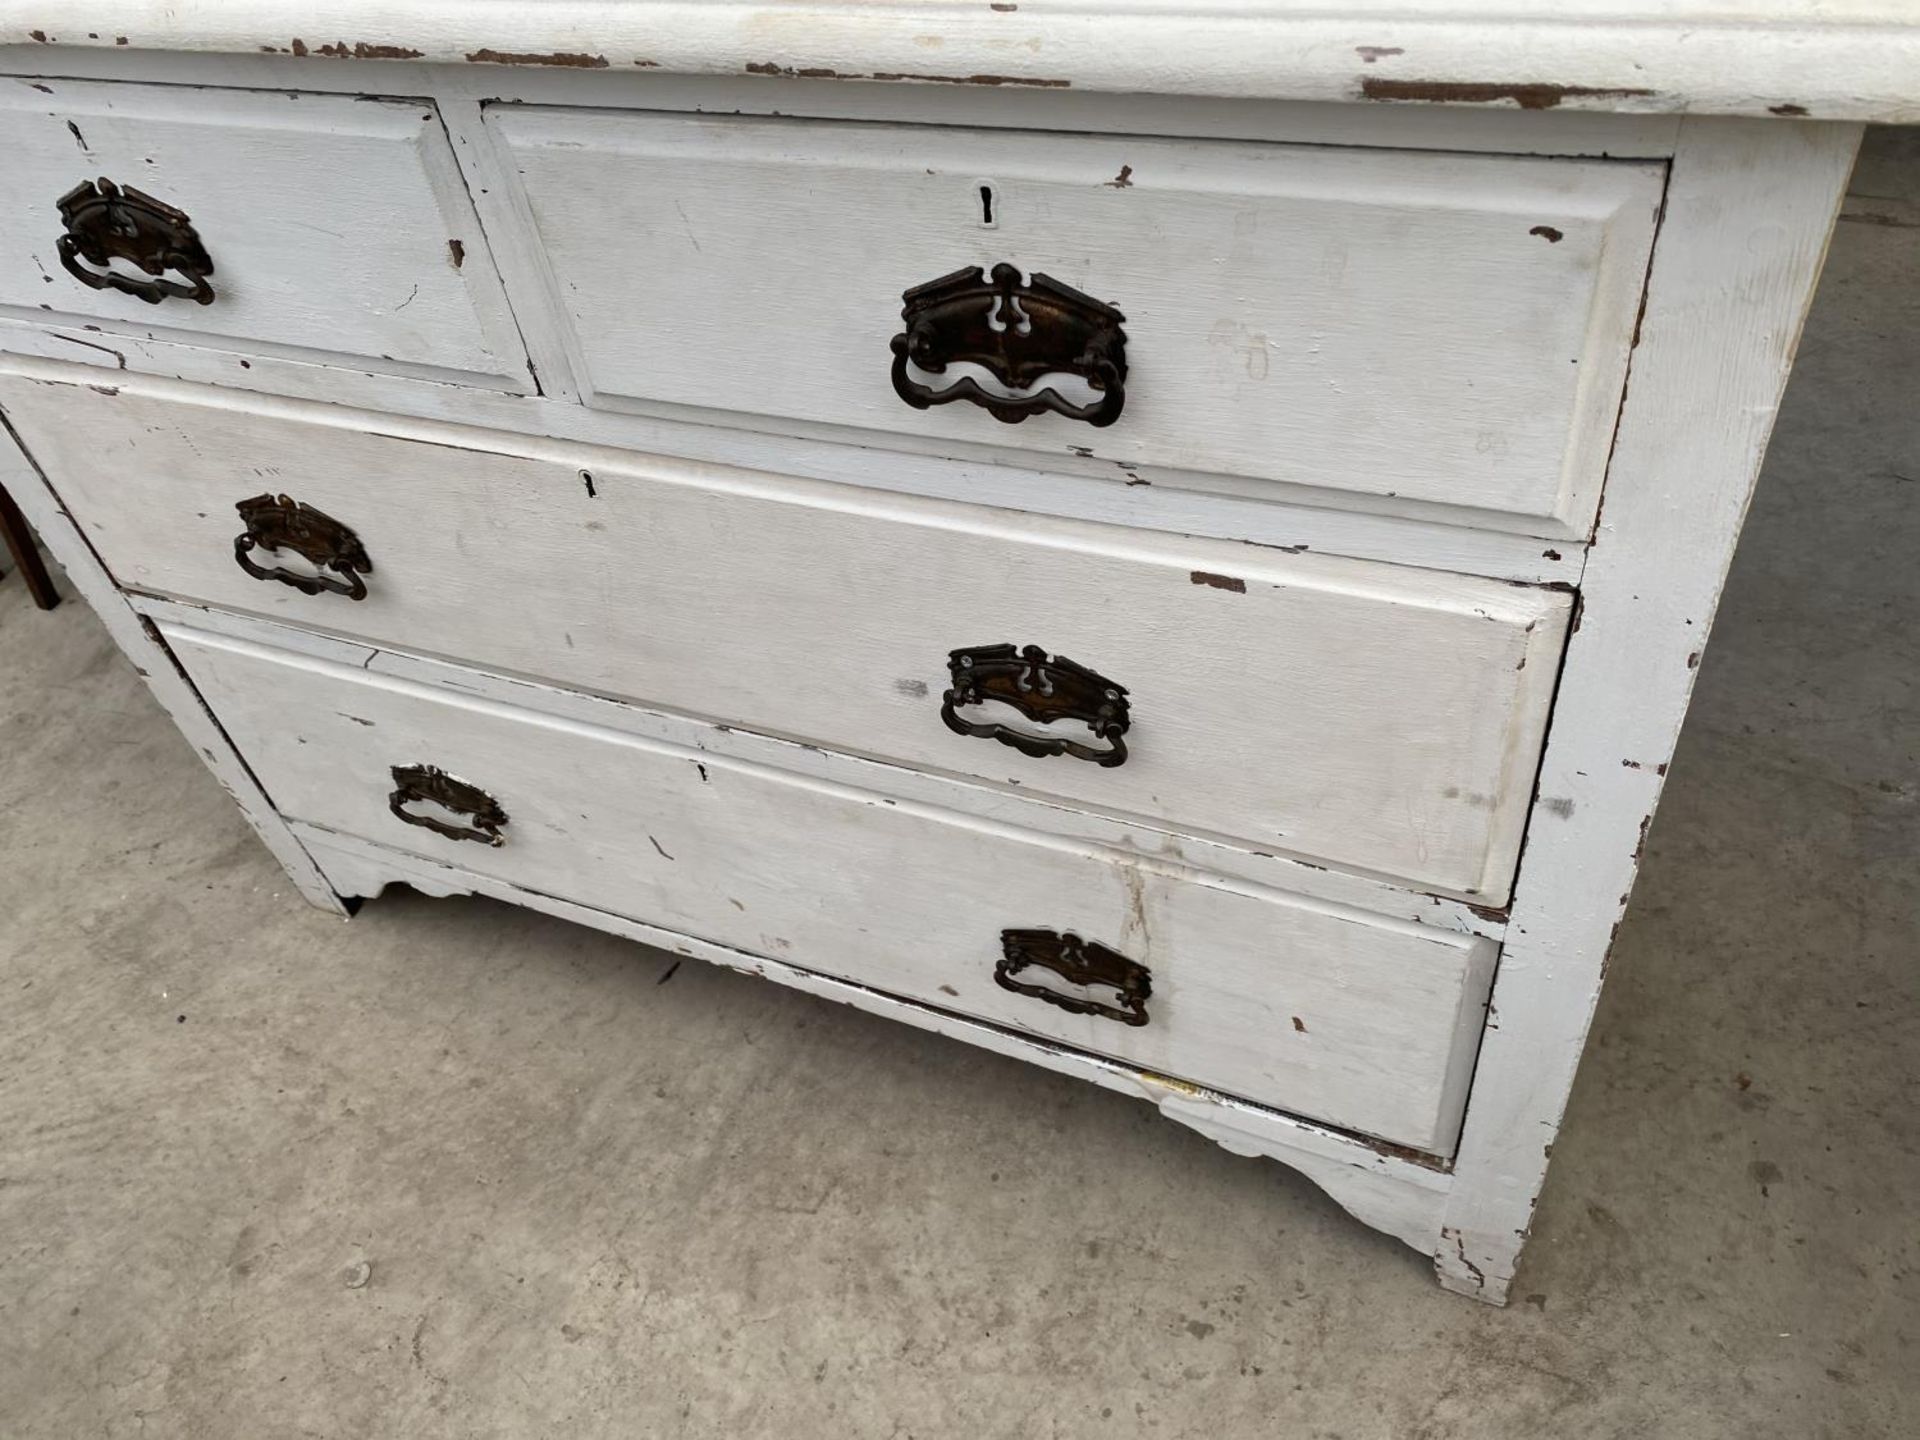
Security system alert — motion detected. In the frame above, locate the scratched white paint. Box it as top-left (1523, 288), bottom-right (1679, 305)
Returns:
top-left (165, 621), bottom-right (1497, 1156)
top-left (125, 592), bottom-right (1513, 939)
top-left (0, 372), bottom-right (1569, 902)
top-left (0, 345), bottom-right (1588, 584)
top-left (0, 77), bottom-right (532, 391)
top-left (490, 107), bottom-right (1661, 536)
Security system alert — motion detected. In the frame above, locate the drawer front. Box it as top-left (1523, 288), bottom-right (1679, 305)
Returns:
top-left (164, 625), bottom-right (1496, 1155)
top-left (0, 79), bottom-right (532, 391)
top-left (489, 108), bottom-right (1663, 536)
top-left (1, 376), bottom-right (1570, 902)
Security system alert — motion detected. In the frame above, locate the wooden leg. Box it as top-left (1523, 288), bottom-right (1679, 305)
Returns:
top-left (0, 479), bottom-right (61, 610)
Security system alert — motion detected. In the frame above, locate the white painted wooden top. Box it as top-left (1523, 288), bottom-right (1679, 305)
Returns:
top-left (4, 2), bottom-right (1916, 123)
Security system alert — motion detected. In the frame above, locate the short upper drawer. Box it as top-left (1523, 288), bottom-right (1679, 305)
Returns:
top-left (0, 374), bottom-right (1570, 903)
top-left (0, 79), bottom-right (533, 391)
top-left (488, 108), bottom-right (1664, 537)
top-left (163, 623), bottom-right (1497, 1156)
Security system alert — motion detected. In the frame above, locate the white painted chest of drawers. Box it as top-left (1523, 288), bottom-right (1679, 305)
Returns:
top-left (3, 3), bottom-right (1906, 1303)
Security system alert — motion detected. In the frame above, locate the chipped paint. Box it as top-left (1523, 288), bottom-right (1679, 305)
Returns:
top-left (1360, 78), bottom-right (1654, 110)
top-left (746, 60), bottom-right (1068, 87)
top-left (467, 48), bottom-right (609, 68)
top-left (1441, 1226), bottom-right (1490, 1289)
top-left (1137, 1069), bottom-right (1205, 1099)
top-left (1189, 570), bottom-right (1246, 593)
top-left (271, 40), bottom-right (428, 60)
top-left (873, 69), bottom-right (1066, 87)
top-left (744, 60), bottom-right (839, 79)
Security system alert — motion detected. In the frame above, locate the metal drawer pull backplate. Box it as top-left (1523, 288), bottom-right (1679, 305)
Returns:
top-left (387, 765), bottom-right (509, 847)
top-left (57, 177), bottom-right (216, 306)
top-left (890, 263), bottom-right (1127, 427)
top-left (232, 493), bottom-right (373, 601)
top-left (941, 643), bottom-right (1131, 766)
top-left (996, 928), bottom-right (1152, 1026)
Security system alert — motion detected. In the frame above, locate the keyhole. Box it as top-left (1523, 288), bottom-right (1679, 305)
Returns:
top-left (971, 178), bottom-right (1001, 230)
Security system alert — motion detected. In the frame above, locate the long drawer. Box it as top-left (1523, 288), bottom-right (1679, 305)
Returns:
top-left (163, 624), bottom-right (1496, 1155)
top-left (0, 78), bottom-right (532, 392)
top-left (487, 108), bottom-right (1663, 536)
top-left (0, 375), bottom-right (1570, 902)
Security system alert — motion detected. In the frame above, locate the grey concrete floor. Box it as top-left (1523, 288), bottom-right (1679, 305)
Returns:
top-left (3, 131), bottom-right (1916, 1440)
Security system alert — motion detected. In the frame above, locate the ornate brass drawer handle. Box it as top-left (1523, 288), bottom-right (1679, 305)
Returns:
top-left (232, 493), bottom-right (373, 601)
top-left (941, 643), bottom-right (1130, 766)
top-left (57, 177), bottom-right (216, 306)
top-left (997, 929), bottom-right (1151, 1026)
top-left (387, 765), bottom-right (509, 847)
top-left (890, 263), bottom-right (1127, 427)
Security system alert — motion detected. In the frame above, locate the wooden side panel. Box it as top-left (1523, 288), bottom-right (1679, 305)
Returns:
top-left (0, 78), bottom-right (532, 390)
top-left (488, 108), bottom-right (1662, 535)
top-left (0, 376), bottom-right (1570, 902)
top-left (1435, 119), bottom-right (1862, 1301)
top-left (165, 622), bottom-right (1497, 1155)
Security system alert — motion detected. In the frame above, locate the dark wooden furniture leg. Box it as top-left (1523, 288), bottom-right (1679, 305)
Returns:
top-left (0, 479), bottom-right (61, 610)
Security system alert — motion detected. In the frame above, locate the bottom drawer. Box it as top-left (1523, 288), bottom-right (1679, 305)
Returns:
top-left (164, 625), bottom-right (1494, 1155)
